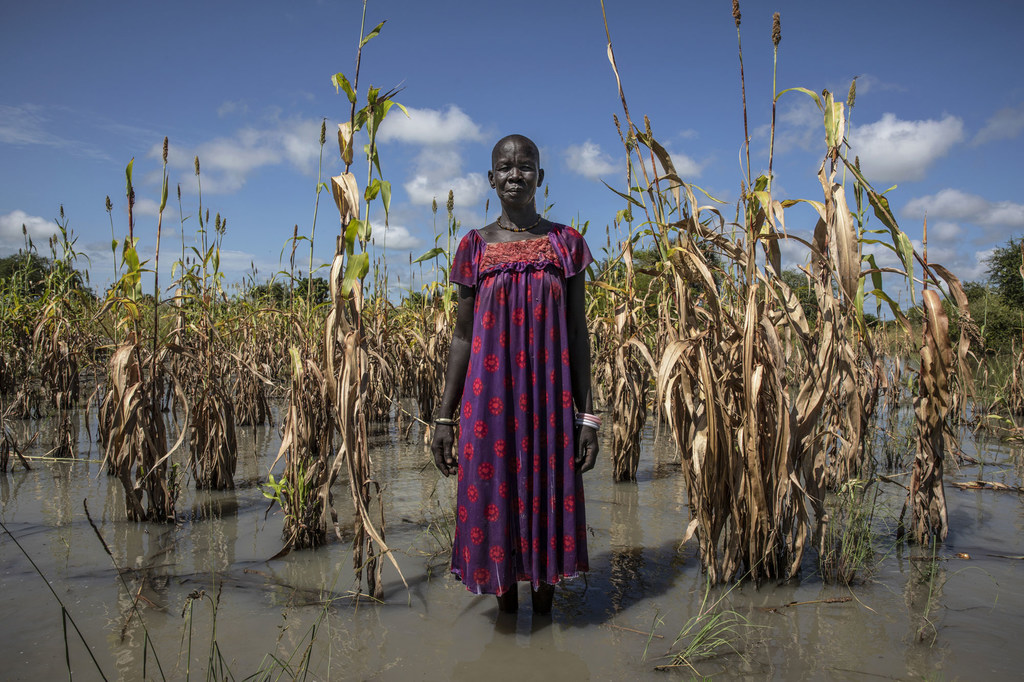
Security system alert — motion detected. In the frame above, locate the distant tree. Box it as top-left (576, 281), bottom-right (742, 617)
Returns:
top-left (246, 276), bottom-right (329, 307)
top-left (959, 278), bottom-right (1023, 352)
top-left (0, 251), bottom-right (88, 300)
top-left (986, 236), bottom-right (1024, 309)
top-left (0, 252), bottom-right (51, 297)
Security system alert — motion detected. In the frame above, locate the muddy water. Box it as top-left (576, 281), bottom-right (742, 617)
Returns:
top-left (2, 408), bottom-right (1023, 681)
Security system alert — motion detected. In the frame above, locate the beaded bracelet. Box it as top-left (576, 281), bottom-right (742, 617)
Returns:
top-left (575, 413), bottom-right (601, 430)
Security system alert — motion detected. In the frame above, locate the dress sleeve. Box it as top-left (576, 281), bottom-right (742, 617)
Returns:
top-left (552, 224), bottom-right (594, 279)
top-left (450, 230), bottom-right (480, 287)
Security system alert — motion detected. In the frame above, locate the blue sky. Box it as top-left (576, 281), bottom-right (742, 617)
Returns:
top-left (2, 0), bottom-right (1023, 301)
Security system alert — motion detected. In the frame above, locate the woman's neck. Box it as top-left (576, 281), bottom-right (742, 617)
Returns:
top-left (499, 205), bottom-right (540, 229)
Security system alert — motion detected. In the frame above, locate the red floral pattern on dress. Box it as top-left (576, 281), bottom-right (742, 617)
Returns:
top-left (478, 237), bottom-right (559, 273)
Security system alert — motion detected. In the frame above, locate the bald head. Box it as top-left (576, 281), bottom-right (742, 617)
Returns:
top-left (491, 134), bottom-right (540, 168)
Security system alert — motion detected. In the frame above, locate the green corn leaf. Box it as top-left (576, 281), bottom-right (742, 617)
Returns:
top-left (380, 180), bottom-right (391, 218)
top-left (345, 218), bottom-right (363, 248)
top-left (776, 86), bottom-right (823, 110)
top-left (331, 73), bottom-right (357, 103)
top-left (414, 247), bottom-right (444, 264)
top-left (125, 158), bottom-right (134, 197)
top-left (364, 179), bottom-right (380, 202)
top-left (602, 181), bottom-right (644, 209)
top-left (124, 246), bottom-right (140, 273)
top-left (341, 253), bottom-right (369, 296)
top-left (359, 20), bottom-right (386, 48)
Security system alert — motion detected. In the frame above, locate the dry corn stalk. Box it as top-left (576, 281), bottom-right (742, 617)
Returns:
top-left (33, 316), bottom-right (79, 411)
top-left (189, 379), bottom-right (237, 490)
top-left (597, 238), bottom-right (655, 482)
top-left (273, 344), bottom-right (332, 548)
top-left (408, 304), bottom-right (450, 442)
top-left (908, 290), bottom-right (952, 543)
top-left (102, 336), bottom-right (185, 521)
top-left (324, 232), bottom-right (402, 599)
top-left (365, 318), bottom-right (400, 423)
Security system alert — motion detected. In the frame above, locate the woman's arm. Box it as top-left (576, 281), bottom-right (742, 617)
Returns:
top-left (566, 272), bottom-right (598, 473)
top-left (430, 284), bottom-right (476, 476)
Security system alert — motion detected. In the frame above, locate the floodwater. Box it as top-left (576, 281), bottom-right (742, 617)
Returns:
top-left (2, 405), bottom-right (1023, 681)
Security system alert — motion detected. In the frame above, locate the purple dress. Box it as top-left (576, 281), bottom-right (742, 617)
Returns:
top-left (449, 223), bottom-right (593, 596)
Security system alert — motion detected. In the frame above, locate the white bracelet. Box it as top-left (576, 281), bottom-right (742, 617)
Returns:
top-left (575, 413), bottom-right (601, 430)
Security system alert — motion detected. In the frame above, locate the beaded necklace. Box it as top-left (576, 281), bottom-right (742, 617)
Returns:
top-left (497, 214), bottom-right (542, 233)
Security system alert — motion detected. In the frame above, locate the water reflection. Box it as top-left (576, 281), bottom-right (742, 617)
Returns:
top-left (5, 404), bottom-right (1024, 680)
top-left (451, 612), bottom-right (589, 681)
top-left (608, 484), bottom-right (644, 614)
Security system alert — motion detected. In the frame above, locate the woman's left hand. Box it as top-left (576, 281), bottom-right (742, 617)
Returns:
top-left (574, 425), bottom-right (598, 473)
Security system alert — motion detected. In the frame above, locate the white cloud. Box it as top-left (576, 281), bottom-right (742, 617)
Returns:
top-left (956, 248), bottom-right (996, 282)
top-left (0, 210), bottom-right (58, 251)
top-left (133, 197), bottom-right (163, 218)
top-left (852, 74), bottom-right (906, 97)
top-left (154, 117), bottom-right (324, 194)
top-left (778, 232), bottom-right (812, 270)
top-left (402, 147), bottom-right (488, 208)
top-left (903, 188), bottom-right (1024, 229)
top-left (405, 172), bottom-right (488, 207)
top-left (929, 220), bottom-right (962, 241)
top-left (658, 148), bottom-right (703, 179)
top-left (851, 113), bottom-right (963, 183)
top-left (565, 140), bottom-right (619, 180)
top-left (972, 103), bottom-right (1024, 146)
top-left (758, 96), bottom-right (821, 154)
top-left (370, 223), bottom-right (423, 251)
top-left (378, 105), bottom-right (484, 145)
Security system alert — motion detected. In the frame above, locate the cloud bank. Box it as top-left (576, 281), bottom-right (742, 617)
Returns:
top-left (852, 113), bottom-right (963, 183)
top-left (0, 209), bottom-right (58, 252)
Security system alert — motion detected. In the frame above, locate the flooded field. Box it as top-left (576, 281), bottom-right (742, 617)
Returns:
top-left (2, 406), bottom-right (1023, 680)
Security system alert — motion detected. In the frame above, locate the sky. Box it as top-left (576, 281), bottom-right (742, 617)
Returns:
top-left (2, 0), bottom-right (1023, 303)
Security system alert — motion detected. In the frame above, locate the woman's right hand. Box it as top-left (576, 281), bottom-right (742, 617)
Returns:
top-left (430, 424), bottom-right (457, 477)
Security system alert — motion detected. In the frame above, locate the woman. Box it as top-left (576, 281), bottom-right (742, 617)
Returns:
top-left (430, 134), bottom-right (599, 614)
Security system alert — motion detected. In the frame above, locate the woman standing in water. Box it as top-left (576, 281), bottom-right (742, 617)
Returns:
top-left (430, 134), bottom-right (599, 613)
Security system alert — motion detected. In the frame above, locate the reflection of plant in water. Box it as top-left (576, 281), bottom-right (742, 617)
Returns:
top-left (907, 539), bottom-right (944, 645)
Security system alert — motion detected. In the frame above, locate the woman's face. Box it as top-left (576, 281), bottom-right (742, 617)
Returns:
top-left (488, 138), bottom-right (544, 209)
